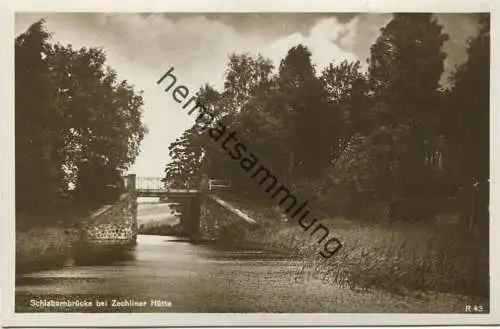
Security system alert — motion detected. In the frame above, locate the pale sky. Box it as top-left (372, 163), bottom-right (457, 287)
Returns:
top-left (15, 13), bottom-right (480, 178)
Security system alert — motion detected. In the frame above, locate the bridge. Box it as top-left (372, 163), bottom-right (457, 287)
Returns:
top-left (82, 174), bottom-right (249, 245)
top-left (134, 176), bottom-right (199, 198)
top-left (132, 176), bottom-right (230, 198)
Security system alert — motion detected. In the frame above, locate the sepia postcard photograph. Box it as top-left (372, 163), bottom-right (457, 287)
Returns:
top-left (1, 0), bottom-right (498, 327)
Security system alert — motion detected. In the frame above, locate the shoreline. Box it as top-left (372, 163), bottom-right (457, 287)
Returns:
top-left (16, 227), bottom-right (79, 274)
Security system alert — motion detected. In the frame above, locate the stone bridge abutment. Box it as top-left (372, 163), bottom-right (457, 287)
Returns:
top-left (82, 193), bottom-right (138, 245)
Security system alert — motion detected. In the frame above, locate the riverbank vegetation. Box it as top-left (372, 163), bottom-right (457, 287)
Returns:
top-left (15, 20), bottom-right (147, 271)
top-left (165, 14), bottom-right (490, 298)
top-left (212, 198), bottom-right (488, 298)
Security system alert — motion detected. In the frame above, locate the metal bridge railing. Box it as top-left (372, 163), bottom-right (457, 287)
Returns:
top-left (132, 176), bottom-right (231, 193)
top-left (134, 176), bottom-right (198, 192)
top-left (136, 176), bottom-right (166, 191)
top-left (208, 179), bottom-right (231, 191)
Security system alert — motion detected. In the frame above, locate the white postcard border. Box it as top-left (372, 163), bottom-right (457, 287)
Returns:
top-left (1, 0), bottom-right (497, 327)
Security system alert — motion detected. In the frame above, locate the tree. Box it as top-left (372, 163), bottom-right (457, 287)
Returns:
top-left (164, 84), bottom-right (222, 189)
top-left (321, 60), bottom-right (370, 161)
top-left (219, 54), bottom-right (285, 193)
top-left (369, 14), bottom-right (448, 108)
top-left (164, 54), bottom-right (279, 196)
top-left (48, 44), bottom-right (147, 205)
top-left (446, 14), bottom-right (490, 228)
top-left (165, 127), bottom-right (205, 189)
top-left (277, 45), bottom-right (331, 184)
top-left (222, 53), bottom-right (274, 114)
top-left (15, 20), bottom-right (147, 212)
top-left (366, 13), bottom-right (449, 198)
top-left (15, 19), bottom-right (64, 212)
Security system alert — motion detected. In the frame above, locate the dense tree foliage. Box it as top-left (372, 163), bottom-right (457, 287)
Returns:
top-left (16, 20), bottom-right (147, 214)
top-left (445, 14), bottom-right (490, 227)
top-left (164, 13), bottom-right (488, 226)
top-left (367, 14), bottom-right (449, 198)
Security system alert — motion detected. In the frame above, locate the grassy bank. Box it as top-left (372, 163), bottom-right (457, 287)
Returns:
top-left (216, 199), bottom-right (489, 299)
top-left (16, 201), bottom-right (107, 273)
top-left (16, 227), bottom-right (79, 274)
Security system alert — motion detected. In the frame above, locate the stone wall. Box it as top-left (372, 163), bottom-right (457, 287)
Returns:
top-left (199, 195), bottom-right (256, 240)
top-left (199, 197), bottom-right (220, 239)
top-left (83, 193), bottom-right (138, 244)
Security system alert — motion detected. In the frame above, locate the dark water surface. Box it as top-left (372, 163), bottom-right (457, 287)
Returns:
top-left (15, 235), bottom-right (481, 313)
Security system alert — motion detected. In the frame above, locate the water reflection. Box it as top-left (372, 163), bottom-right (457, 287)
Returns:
top-left (73, 243), bottom-right (137, 266)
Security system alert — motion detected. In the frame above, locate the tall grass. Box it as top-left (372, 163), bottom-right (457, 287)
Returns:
top-left (321, 221), bottom-right (489, 297)
top-left (187, 195), bottom-right (489, 297)
top-left (224, 206), bottom-right (489, 298)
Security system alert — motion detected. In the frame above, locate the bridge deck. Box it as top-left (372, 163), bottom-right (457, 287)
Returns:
top-left (136, 188), bottom-right (199, 197)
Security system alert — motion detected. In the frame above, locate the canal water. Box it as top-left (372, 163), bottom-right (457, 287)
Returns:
top-left (15, 235), bottom-right (479, 313)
